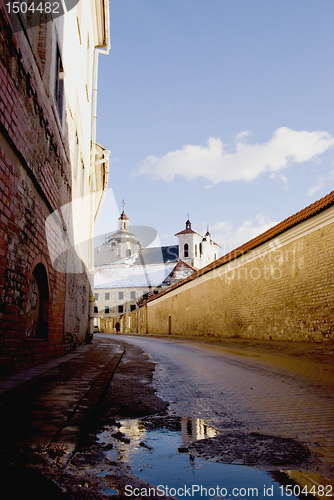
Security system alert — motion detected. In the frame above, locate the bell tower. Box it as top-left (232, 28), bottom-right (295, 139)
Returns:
top-left (175, 217), bottom-right (220, 269)
top-left (175, 217), bottom-right (203, 268)
top-left (118, 199), bottom-right (129, 231)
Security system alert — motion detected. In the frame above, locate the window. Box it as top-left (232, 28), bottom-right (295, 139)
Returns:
top-left (195, 244), bottom-right (198, 257)
top-left (94, 306), bottom-right (98, 313)
top-left (105, 306), bottom-right (110, 314)
top-left (130, 305), bottom-right (136, 312)
top-left (105, 292), bottom-right (110, 300)
top-left (118, 291), bottom-right (123, 300)
top-left (118, 305), bottom-right (123, 313)
top-left (154, 290), bottom-right (159, 295)
top-left (184, 243), bottom-right (189, 258)
top-left (25, 263), bottom-right (49, 339)
top-left (111, 241), bottom-right (116, 247)
top-left (199, 243), bottom-right (202, 255)
top-left (126, 249), bottom-right (131, 258)
top-left (94, 293), bottom-right (99, 301)
top-left (54, 43), bottom-right (64, 122)
top-left (130, 291), bottom-right (136, 300)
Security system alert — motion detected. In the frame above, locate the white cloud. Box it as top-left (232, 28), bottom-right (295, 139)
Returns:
top-left (307, 170), bottom-right (334, 197)
top-left (270, 173), bottom-right (288, 184)
top-left (234, 130), bottom-right (252, 142)
top-left (210, 214), bottom-right (278, 255)
top-left (135, 127), bottom-right (334, 185)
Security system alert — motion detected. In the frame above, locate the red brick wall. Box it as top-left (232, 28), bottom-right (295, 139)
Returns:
top-left (0, 5), bottom-right (72, 378)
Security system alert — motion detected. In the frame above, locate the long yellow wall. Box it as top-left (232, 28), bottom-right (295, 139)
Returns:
top-left (103, 206), bottom-right (334, 343)
top-left (146, 206), bottom-right (334, 342)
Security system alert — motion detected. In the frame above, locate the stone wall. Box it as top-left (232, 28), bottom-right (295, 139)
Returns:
top-left (0, 8), bottom-right (70, 378)
top-left (146, 206), bottom-right (334, 342)
top-left (0, 1), bottom-right (109, 378)
top-left (109, 203), bottom-right (334, 343)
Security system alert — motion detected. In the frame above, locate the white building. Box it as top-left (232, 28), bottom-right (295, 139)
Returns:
top-left (95, 210), bottom-right (143, 265)
top-left (175, 219), bottom-right (220, 269)
top-left (46, 0), bottom-right (111, 343)
top-left (93, 213), bottom-right (219, 327)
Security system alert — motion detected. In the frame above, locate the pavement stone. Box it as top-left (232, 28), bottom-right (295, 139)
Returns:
top-left (133, 335), bottom-right (334, 486)
top-left (0, 337), bottom-right (124, 466)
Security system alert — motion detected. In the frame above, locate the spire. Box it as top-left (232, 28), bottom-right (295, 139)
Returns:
top-left (185, 213), bottom-right (191, 230)
top-left (118, 200), bottom-right (129, 230)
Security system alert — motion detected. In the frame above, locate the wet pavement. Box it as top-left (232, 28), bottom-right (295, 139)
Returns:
top-left (0, 333), bottom-right (333, 499)
top-left (101, 415), bottom-right (306, 500)
top-left (0, 338), bottom-right (124, 497)
top-left (111, 334), bottom-right (334, 492)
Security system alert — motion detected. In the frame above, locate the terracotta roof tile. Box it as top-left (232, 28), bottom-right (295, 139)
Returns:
top-left (148, 190), bottom-right (334, 302)
top-left (175, 228), bottom-right (201, 236)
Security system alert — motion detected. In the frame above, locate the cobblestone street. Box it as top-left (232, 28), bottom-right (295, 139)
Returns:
top-left (0, 334), bottom-right (333, 498)
top-left (113, 335), bottom-right (334, 489)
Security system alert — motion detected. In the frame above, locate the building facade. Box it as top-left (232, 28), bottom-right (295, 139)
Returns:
top-left (94, 212), bottom-right (218, 329)
top-left (112, 191), bottom-right (334, 343)
top-left (0, 0), bottom-right (110, 378)
top-left (175, 219), bottom-right (220, 269)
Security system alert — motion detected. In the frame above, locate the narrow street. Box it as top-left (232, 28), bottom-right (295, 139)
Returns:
top-left (99, 334), bottom-right (334, 491)
top-left (1, 334), bottom-right (333, 499)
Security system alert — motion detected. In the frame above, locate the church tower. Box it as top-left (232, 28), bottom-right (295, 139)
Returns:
top-left (175, 218), bottom-right (220, 269)
top-left (175, 218), bottom-right (204, 269)
top-left (95, 209), bottom-right (143, 265)
top-left (118, 210), bottom-right (129, 231)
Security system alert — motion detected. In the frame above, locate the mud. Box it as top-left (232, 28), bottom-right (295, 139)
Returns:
top-left (1, 336), bottom-right (331, 499)
top-left (188, 432), bottom-right (309, 467)
top-left (53, 341), bottom-right (171, 499)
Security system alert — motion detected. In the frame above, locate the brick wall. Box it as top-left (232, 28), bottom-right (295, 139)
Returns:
top-left (142, 206), bottom-right (334, 343)
top-left (0, 6), bottom-right (71, 378)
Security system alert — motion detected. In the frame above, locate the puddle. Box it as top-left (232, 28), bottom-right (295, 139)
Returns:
top-left (103, 487), bottom-right (118, 496)
top-left (97, 416), bottom-right (304, 499)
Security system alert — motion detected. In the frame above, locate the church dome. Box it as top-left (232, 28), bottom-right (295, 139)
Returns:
top-left (95, 209), bottom-right (143, 265)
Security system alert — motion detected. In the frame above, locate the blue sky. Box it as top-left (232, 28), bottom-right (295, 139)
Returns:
top-left (94, 0), bottom-right (334, 255)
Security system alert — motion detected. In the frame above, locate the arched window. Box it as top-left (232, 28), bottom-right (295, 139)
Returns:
top-left (199, 242), bottom-right (202, 255)
top-left (26, 263), bottom-right (49, 339)
top-left (126, 249), bottom-right (131, 258)
top-left (195, 244), bottom-right (198, 257)
top-left (184, 243), bottom-right (189, 258)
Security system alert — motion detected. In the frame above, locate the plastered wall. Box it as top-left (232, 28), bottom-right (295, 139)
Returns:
top-left (146, 207), bottom-right (334, 342)
top-left (110, 206), bottom-right (334, 343)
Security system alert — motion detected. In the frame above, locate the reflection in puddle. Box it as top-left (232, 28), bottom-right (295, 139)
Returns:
top-left (103, 487), bottom-right (118, 496)
top-left (97, 416), bottom-right (299, 500)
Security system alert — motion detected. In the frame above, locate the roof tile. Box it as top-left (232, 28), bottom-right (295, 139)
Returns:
top-left (149, 190), bottom-right (334, 302)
